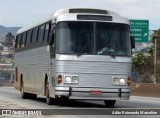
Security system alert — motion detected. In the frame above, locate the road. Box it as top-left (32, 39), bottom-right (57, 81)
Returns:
top-left (0, 86), bottom-right (160, 118)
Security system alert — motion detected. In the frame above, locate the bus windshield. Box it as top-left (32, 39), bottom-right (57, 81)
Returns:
top-left (56, 21), bottom-right (131, 56)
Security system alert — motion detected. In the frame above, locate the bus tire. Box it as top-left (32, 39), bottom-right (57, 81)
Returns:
top-left (20, 80), bottom-right (28, 99)
top-left (45, 80), bottom-right (56, 105)
top-left (104, 100), bottom-right (116, 107)
top-left (29, 93), bottom-right (37, 99)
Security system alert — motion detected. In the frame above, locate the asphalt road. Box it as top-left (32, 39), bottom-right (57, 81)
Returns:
top-left (0, 86), bottom-right (160, 118)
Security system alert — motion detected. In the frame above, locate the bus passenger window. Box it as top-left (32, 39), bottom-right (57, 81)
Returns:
top-left (44, 23), bottom-right (51, 42)
top-left (15, 67), bottom-right (18, 81)
top-left (22, 32), bottom-right (27, 48)
top-left (19, 34), bottom-right (23, 48)
top-left (26, 30), bottom-right (32, 46)
top-left (38, 24), bottom-right (45, 43)
top-left (32, 27), bottom-right (39, 43)
top-left (15, 35), bottom-right (20, 49)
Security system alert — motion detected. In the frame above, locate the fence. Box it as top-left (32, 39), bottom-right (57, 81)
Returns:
top-left (131, 83), bottom-right (160, 97)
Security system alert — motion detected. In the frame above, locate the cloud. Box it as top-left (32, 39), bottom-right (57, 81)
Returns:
top-left (0, 19), bottom-right (3, 24)
top-left (0, 0), bottom-right (159, 29)
top-left (100, 0), bottom-right (159, 29)
top-left (107, 0), bottom-right (141, 6)
top-left (155, 3), bottom-right (160, 7)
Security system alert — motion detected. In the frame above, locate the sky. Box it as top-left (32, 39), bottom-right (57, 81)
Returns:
top-left (0, 0), bottom-right (159, 30)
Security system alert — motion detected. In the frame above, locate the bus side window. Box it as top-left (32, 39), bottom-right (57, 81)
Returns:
top-left (15, 67), bottom-right (18, 81)
top-left (15, 35), bottom-right (19, 50)
top-left (19, 34), bottom-right (22, 48)
top-left (26, 30), bottom-right (32, 47)
top-left (32, 27), bottom-right (39, 44)
top-left (22, 32), bottom-right (27, 48)
top-left (44, 22), bottom-right (51, 42)
top-left (24, 32), bottom-right (27, 47)
top-left (38, 24), bottom-right (45, 43)
top-left (49, 24), bottom-right (55, 45)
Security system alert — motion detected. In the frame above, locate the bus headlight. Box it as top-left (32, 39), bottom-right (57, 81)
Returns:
top-left (64, 75), bottom-right (79, 84)
top-left (119, 78), bottom-right (125, 85)
top-left (113, 77), bottom-right (119, 85)
top-left (72, 76), bottom-right (79, 84)
top-left (113, 77), bottom-right (126, 86)
top-left (65, 76), bottom-right (72, 83)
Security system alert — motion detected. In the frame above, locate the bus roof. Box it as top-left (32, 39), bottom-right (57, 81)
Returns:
top-left (17, 8), bottom-right (121, 34)
top-left (17, 14), bottom-right (53, 34)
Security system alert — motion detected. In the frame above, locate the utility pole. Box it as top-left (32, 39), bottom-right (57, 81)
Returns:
top-left (153, 30), bottom-right (160, 83)
top-left (154, 32), bottom-right (157, 84)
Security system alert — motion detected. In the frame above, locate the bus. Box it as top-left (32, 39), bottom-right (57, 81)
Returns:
top-left (14, 8), bottom-right (134, 107)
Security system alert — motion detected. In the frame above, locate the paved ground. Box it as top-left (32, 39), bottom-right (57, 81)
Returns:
top-left (0, 86), bottom-right (160, 118)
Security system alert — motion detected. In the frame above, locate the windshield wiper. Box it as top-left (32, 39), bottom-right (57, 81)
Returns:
top-left (108, 49), bottom-right (116, 58)
top-left (77, 43), bottom-right (89, 57)
top-left (77, 48), bottom-right (85, 57)
top-left (97, 47), bottom-right (115, 58)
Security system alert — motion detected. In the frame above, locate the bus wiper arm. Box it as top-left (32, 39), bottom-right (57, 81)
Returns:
top-left (77, 49), bottom-right (85, 57)
top-left (77, 46), bottom-right (88, 57)
top-left (97, 47), bottom-right (115, 58)
top-left (107, 49), bottom-right (116, 58)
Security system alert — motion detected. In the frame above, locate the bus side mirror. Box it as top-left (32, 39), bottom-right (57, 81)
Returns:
top-left (49, 33), bottom-right (54, 45)
top-left (50, 45), bottom-right (55, 58)
top-left (49, 24), bottom-right (55, 45)
top-left (130, 36), bottom-right (135, 49)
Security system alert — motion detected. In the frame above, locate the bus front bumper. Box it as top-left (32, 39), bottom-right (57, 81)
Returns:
top-left (55, 87), bottom-right (131, 100)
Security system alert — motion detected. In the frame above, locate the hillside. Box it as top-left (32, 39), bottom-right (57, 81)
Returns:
top-left (0, 25), bottom-right (21, 41)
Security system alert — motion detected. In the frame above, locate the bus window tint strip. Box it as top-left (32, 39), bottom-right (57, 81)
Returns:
top-left (69, 9), bottom-right (107, 14)
top-left (77, 15), bottom-right (112, 21)
top-left (15, 21), bottom-right (51, 52)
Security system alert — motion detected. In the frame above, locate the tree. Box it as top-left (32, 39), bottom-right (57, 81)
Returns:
top-left (3, 32), bottom-right (15, 47)
top-left (152, 28), bottom-right (160, 44)
top-left (132, 52), bottom-right (147, 66)
top-left (147, 46), bottom-right (154, 56)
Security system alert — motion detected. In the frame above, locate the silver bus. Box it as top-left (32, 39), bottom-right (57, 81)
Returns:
top-left (14, 8), bottom-right (134, 107)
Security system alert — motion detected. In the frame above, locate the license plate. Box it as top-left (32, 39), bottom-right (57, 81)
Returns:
top-left (89, 90), bottom-right (102, 95)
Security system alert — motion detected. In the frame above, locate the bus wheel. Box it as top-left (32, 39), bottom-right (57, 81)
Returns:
top-left (104, 100), bottom-right (116, 107)
top-left (21, 81), bottom-right (28, 99)
top-left (59, 96), bottom-right (69, 104)
top-left (29, 93), bottom-right (37, 99)
top-left (45, 81), bottom-right (55, 105)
